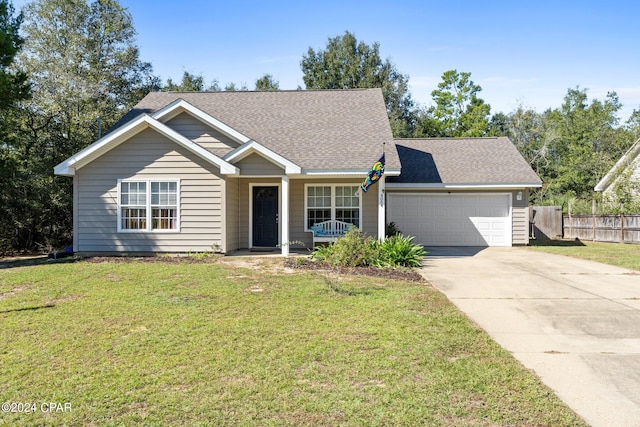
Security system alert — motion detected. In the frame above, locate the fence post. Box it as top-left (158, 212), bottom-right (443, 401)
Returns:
top-left (592, 200), bottom-right (597, 242)
top-left (620, 202), bottom-right (625, 244)
top-left (568, 201), bottom-right (573, 239)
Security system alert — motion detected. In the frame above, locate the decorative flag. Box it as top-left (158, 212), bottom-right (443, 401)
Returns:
top-left (361, 153), bottom-right (385, 192)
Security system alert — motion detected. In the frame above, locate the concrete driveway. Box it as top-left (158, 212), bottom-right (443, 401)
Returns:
top-left (421, 247), bottom-right (640, 427)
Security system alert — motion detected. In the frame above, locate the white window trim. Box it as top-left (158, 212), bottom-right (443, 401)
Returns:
top-left (304, 184), bottom-right (363, 232)
top-left (117, 178), bottom-right (181, 233)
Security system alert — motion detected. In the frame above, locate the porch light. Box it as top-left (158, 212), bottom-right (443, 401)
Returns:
top-left (517, 191), bottom-right (523, 201)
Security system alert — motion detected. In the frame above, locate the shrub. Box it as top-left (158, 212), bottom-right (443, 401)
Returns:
top-left (311, 227), bottom-right (379, 267)
top-left (311, 228), bottom-right (426, 269)
top-left (376, 234), bottom-right (427, 268)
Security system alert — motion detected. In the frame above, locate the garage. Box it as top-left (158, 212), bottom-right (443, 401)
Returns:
top-left (387, 193), bottom-right (512, 247)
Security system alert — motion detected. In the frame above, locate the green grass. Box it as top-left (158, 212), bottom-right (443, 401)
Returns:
top-left (528, 239), bottom-right (640, 271)
top-left (0, 257), bottom-right (587, 426)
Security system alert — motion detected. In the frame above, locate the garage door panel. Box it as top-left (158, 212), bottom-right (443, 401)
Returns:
top-left (388, 194), bottom-right (512, 247)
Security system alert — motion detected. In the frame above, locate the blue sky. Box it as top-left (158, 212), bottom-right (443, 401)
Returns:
top-left (17, 0), bottom-right (640, 120)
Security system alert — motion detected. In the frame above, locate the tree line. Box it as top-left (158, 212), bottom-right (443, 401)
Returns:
top-left (1, 0), bottom-right (639, 253)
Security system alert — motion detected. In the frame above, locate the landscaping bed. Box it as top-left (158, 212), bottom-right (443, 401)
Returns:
top-left (285, 257), bottom-right (424, 282)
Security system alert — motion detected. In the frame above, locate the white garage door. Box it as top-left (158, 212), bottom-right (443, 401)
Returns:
top-left (387, 193), bottom-right (512, 247)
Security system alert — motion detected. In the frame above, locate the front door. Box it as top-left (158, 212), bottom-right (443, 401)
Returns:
top-left (252, 186), bottom-right (279, 247)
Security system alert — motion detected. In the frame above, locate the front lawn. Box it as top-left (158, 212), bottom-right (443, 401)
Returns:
top-left (0, 257), bottom-right (586, 426)
top-left (528, 239), bottom-right (640, 271)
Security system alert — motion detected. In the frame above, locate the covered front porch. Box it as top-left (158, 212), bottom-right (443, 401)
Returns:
top-left (223, 176), bottom-right (386, 256)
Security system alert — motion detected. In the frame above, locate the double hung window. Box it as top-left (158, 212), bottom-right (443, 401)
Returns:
top-left (305, 185), bottom-right (361, 230)
top-left (119, 180), bottom-right (179, 231)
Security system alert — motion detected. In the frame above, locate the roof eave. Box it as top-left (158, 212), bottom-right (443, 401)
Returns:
top-left (54, 113), bottom-right (152, 176)
top-left (385, 182), bottom-right (543, 189)
top-left (300, 169), bottom-right (401, 177)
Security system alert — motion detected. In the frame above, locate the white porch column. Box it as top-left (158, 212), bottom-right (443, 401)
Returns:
top-left (377, 175), bottom-right (386, 241)
top-left (281, 175), bottom-right (290, 256)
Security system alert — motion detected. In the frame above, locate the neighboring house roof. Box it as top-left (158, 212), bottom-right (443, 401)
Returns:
top-left (594, 138), bottom-right (640, 192)
top-left (111, 88), bottom-right (399, 173)
top-left (388, 137), bottom-right (542, 188)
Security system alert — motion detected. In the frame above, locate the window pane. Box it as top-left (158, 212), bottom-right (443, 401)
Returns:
top-left (307, 209), bottom-right (331, 229)
top-left (152, 208), bottom-right (177, 230)
top-left (336, 208), bottom-right (359, 227)
top-left (121, 208), bottom-right (147, 230)
top-left (307, 186), bottom-right (331, 211)
top-left (336, 186), bottom-right (358, 208)
top-left (151, 181), bottom-right (177, 207)
top-left (121, 182), bottom-right (146, 205)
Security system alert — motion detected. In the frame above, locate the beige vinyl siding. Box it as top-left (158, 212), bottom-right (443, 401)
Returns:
top-left (633, 158), bottom-right (640, 186)
top-left (360, 184), bottom-right (379, 236)
top-left (76, 128), bottom-right (225, 253)
top-left (512, 189), bottom-right (530, 245)
top-left (225, 177), bottom-right (239, 252)
top-left (165, 112), bottom-right (239, 158)
top-left (236, 153), bottom-right (285, 176)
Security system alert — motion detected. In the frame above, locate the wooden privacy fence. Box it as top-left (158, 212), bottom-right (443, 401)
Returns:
top-left (563, 214), bottom-right (640, 243)
top-left (530, 206), bottom-right (563, 240)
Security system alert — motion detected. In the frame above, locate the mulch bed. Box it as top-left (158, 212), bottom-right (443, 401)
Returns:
top-left (284, 258), bottom-right (425, 282)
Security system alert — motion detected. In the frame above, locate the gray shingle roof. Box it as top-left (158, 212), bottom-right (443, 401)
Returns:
top-left (115, 89), bottom-right (398, 171)
top-left (388, 137), bottom-right (542, 186)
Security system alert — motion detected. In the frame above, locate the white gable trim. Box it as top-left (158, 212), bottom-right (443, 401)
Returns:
top-left (152, 98), bottom-right (251, 144)
top-left (595, 138), bottom-right (640, 192)
top-left (224, 140), bottom-right (302, 174)
top-left (54, 114), bottom-right (239, 176)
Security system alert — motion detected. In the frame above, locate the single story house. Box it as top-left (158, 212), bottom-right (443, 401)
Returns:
top-left (594, 138), bottom-right (640, 201)
top-left (54, 88), bottom-right (542, 255)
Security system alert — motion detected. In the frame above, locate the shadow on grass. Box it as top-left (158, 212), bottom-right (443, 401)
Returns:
top-left (0, 304), bottom-right (55, 314)
top-left (0, 256), bottom-right (80, 270)
top-left (529, 238), bottom-right (586, 247)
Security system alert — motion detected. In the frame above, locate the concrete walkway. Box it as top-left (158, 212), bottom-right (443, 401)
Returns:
top-left (421, 247), bottom-right (640, 427)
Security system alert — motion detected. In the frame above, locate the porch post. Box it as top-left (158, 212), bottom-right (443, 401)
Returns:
top-left (281, 175), bottom-right (290, 256)
top-left (378, 175), bottom-right (386, 241)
